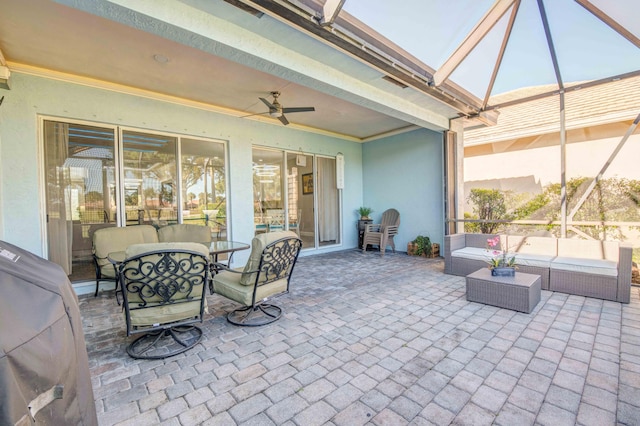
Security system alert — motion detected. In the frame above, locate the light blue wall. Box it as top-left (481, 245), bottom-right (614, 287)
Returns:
top-left (0, 73), bottom-right (364, 263)
top-left (362, 128), bottom-right (444, 251)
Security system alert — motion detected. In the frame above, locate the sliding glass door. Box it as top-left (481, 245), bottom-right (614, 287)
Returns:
top-left (43, 121), bottom-right (116, 277)
top-left (253, 147), bottom-right (341, 249)
top-left (43, 118), bottom-right (228, 282)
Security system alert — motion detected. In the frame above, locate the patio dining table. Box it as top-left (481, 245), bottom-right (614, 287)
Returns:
top-left (108, 240), bottom-right (251, 297)
top-left (107, 240), bottom-right (250, 264)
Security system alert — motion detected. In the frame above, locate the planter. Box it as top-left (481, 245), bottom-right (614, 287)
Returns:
top-left (407, 242), bottom-right (440, 258)
top-left (491, 266), bottom-right (516, 277)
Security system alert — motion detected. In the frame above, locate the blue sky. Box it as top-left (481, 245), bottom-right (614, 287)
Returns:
top-left (342, 0), bottom-right (640, 98)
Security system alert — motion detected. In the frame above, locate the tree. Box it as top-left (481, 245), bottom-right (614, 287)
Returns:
top-left (466, 188), bottom-right (511, 234)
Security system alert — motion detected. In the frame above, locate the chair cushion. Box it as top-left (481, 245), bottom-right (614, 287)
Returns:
top-left (213, 270), bottom-right (288, 306)
top-left (93, 225), bottom-right (159, 270)
top-left (157, 224), bottom-right (212, 243)
top-left (125, 242), bottom-right (210, 258)
top-left (129, 301), bottom-right (203, 327)
top-left (123, 242), bottom-right (209, 326)
top-left (240, 231), bottom-right (298, 286)
top-left (550, 256), bottom-right (618, 277)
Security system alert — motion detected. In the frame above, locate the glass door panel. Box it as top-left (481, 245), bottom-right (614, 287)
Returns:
top-left (181, 138), bottom-right (227, 239)
top-left (122, 130), bottom-right (177, 228)
top-left (317, 157), bottom-right (341, 246)
top-left (43, 120), bottom-right (116, 280)
top-left (286, 152), bottom-right (315, 248)
top-left (253, 148), bottom-right (283, 235)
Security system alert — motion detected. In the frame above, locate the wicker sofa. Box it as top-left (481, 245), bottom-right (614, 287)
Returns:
top-left (444, 233), bottom-right (632, 303)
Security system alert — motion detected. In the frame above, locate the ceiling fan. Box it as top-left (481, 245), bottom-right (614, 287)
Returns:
top-left (256, 91), bottom-right (315, 125)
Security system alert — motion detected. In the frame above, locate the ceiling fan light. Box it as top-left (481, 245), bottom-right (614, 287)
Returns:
top-left (270, 110), bottom-right (283, 118)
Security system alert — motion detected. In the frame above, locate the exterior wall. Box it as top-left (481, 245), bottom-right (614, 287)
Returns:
top-left (0, 72), bottom-right (364, 265)
top-left (362, 128), bottom-right (444, 251)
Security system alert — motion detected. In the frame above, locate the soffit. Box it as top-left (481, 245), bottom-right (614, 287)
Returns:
top-left (0, 0), bottom-right (461, 140)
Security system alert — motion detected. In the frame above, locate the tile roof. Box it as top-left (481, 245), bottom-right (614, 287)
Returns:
top-left (464, 76), bottom-right (640, 146)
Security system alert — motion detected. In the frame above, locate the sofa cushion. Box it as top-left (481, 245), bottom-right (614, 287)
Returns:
top-left (507, 236), bottom-right (557, 256)
top-left (550, 256), bottom-right (618, 277)
top-left (556, 239), bottom-right (619, 261)
top-left (514, 253), bottom-right (555, 268)
top-left (451, 247), bottom-right (498, 263)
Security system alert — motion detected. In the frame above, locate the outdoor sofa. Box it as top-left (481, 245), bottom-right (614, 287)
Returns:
top-left (444, 233), bottom-right (632, 303)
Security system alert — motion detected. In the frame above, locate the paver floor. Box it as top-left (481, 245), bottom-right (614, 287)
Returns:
top-left (80, 249), bottom-right (640, 425)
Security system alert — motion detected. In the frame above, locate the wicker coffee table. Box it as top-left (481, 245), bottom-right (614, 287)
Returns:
top-left (466, 268), bottom-right (541, 313)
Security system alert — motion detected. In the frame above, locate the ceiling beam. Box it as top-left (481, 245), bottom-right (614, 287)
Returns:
top-left (318, 0), bottom-right (345, 26)
top-left (433, 0), bottom-right (516, 87)
top-left (575, 0), bottom-right (640, 49)
top-left (484, 69), bottom-right (640, 111)
top-left (537, 0), bottom-right (564, 90)
top-left (482, 0), bottom-right (520, 109)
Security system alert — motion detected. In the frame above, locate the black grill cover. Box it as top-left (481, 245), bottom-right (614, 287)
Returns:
top-left (0, 240), bottom-right (97, 425)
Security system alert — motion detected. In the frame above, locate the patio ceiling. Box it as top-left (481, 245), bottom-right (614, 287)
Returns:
top-left (0, 0), bottom-right (471, 141)
top-left (0, 0), bottom-right (637, 141)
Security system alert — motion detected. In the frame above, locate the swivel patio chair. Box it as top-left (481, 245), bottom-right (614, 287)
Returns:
top-left (362, 208), bottom-right (400, 256)
top-left (118, 242), bottom-right (209, 359)
top-left (91, 225), bottom-right (159, 299)
top-left (211, 231), bottom-right (302, 326)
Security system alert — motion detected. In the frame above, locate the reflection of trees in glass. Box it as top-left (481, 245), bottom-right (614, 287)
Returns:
top-left (124, 189), bottom-right (139, 206)
top-left (182, 156), bottom-right (226, 212)
top-left (85, 191), bottom-right (103, 203)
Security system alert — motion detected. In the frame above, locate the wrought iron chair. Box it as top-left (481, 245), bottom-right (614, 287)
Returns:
top-left (211, 231), bottom-right (302, 326)
top-left (118, 242), bottom-right (209, 359)
top-left (362, 208), bottom-right (400, 256)
top-left (91, 225), bottom-right (159, 299)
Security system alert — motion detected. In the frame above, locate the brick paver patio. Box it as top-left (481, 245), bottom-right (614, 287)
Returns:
top-left (80, 249), bottom-right (640, 425)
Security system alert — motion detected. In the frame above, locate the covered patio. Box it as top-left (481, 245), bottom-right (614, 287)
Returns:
top-left (83, 251), bottom-right (640, 425)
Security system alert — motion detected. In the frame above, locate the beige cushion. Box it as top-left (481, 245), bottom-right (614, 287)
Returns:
top-left (507, 236), bottom-right (557, 256)
top-left (125, 242), bottom-right (210, 258)
top-left (550, 256), bottom-right (618, 277)
top-left (93, 225), bottom-right (159, 273)
top-left (239, 231), bottom-right (298, 286)
top-left (122, 242), bottom-right (209, 327)
top-left (556, 239), bottom-right (619, 261)
top-left (513, 253), bottom-right (555, 268)
top-left (157, 224), bottom-right (212, 243)
top-left (213, 270), bottom-right (288, 306)
top-left (451, 247), bottom-right (497, 263)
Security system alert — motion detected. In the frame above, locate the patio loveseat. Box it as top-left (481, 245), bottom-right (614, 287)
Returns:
top-left (444, 233), bottom-right (633, 303)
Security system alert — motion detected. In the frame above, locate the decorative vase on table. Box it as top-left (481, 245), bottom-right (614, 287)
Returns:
top-left (491, 266), bottom-right (516, 277)
top-left (486, 235), bottom-right (516, 277)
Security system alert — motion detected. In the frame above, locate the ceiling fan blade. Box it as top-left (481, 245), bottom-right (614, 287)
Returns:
top-left (282, 107), bottom-right (315, 113)
top-left (278, 115), bottom-right (290, 125)
top-left (259, 97), bottom-right (275, 109)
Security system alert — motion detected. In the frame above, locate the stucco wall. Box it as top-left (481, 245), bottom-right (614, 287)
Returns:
top-left (362, 128), bottom-right (445, 251)
top-left (0, 72), bottom-right (364, 263)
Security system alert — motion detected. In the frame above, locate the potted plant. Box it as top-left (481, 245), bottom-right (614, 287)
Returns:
top-left (357, 207), bottom-right (373, 220)
top-left (408, 235), bottom-right (433, 257)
